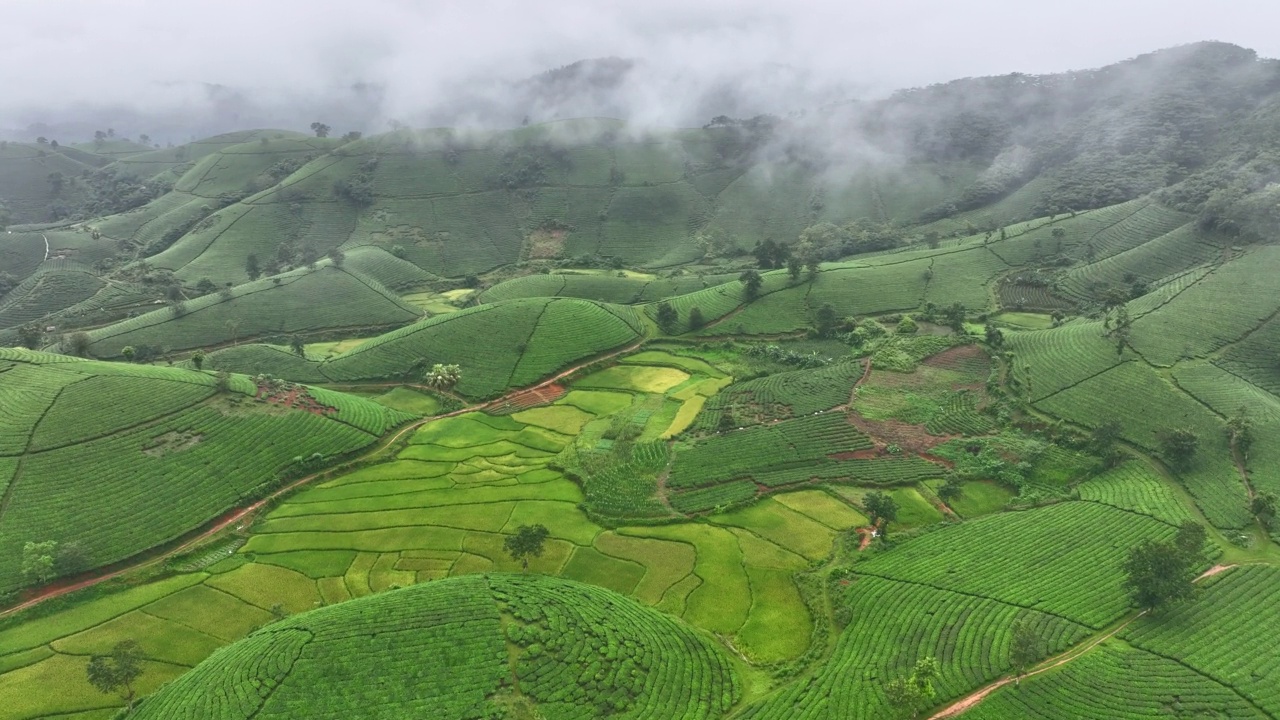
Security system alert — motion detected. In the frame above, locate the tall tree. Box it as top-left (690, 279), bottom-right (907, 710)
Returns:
top-left (17, 323), bottom-right (43, 350)
top-left (424, 363), bottom-right (462, 390)
top-left (815, 303), bottom-right (838, 338)
top-left (1123, 521), bottom-right (1205, 612)
top-left (864, 491), bottom-right (898, 538)
top-left (1009, 619), bottom-right (1043, 680)
top-left (739, 269), bottom-right (763, 301)
top-left (655, 302), bottom-right (678, 333)
top-left (688, 306), bottom-right (705, 331)
top-left (21, 541), bottom-right (57, 585)
top-left (310, 122), bottom-right (331, 138)
top-left (289, 335), bottom-right (306, 357)
top-left (883, 656), bottom-right (940, 718)
top-left (503, 524), bottom-right (550, 571)
top-left (245, 253), bottom-right (261, 280)
top-left (86, 640), bottom-right (144, 711)
top-left (1158, 427), bottom-right (1200, 470)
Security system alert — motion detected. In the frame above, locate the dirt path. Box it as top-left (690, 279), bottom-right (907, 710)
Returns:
top-left (929, 563), bottom-right (1240, 718)
top-left (0, 341), bottom-right (647, 619)
top-left (41, 234), bottom-right (49, 262)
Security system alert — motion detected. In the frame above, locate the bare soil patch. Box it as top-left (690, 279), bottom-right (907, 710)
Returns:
top-left (526, 229), bottom-right (567, 259)
top-left (143, 431), bottom-right (204, 457)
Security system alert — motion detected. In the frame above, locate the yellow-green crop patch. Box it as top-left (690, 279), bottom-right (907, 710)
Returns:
top-left (512, 405), bottom-right (595, 434)
top-left (204, 563), bottom-right (321, 614)
top-left (943, 480), bottom-right (1015, 517)
top-left (773, 489), bottom-right (869, 530)
top-left (562, 547), bottom-right (647, 595)
top-left (594, 532), bottom-right (696, 605)
top-left (559, 389), bottom-right (634, 415)
top-left (318, 459), bottom-right (454, 487)
top-left (711, 499), bottom-right (838, 561)
top-left (141, 585), bottom-right (274, 643)
top-left (408, 413), bottom-right (513, 447)
top-left (621, 350), bottom-right (727, 377)
top-left (52, 610), bottom-right (223, 667)
top-left (736, 567), bottom-right (812, 663)
top-left (575, 364), bottom-right (691, 393)
top-left (888, 487), bottom-right (946, 530)
top-left (625, 524), bottom-right (751, 634)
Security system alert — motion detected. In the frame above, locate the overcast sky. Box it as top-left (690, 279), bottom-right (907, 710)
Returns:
top-left (4, 0), bottom-right (1279, 134)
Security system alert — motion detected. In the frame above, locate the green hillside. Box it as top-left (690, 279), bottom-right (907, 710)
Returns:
top-left (0, 142), bottom-right (94, 223)
top-left (201, 296), bottom-right (647, 398)
top-left (132, 574), bottom-right (739, 719)
top-left (82, 263), bottom-right (422, 358)
top-left (0, 348), bottom-right (412, 593)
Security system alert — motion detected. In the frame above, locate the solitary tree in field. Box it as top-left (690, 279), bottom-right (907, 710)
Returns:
top-left (196, 278), bottom-right (217, 296)
top-left (1088, 419), bottom-right (1125, 468)
top-left (214, 371), bottom-right (232, 394)
top-left (936, 474), bottom-right (963, 504)
top-left (504, 524), bottom-right (550, 571)
top-left (1123, 520), bottom-right (1205, 612)
top-left (883, 656), bottom-right (939, 718)
top-left (289, 335), bottom-right (306, 357)
top-left (739, 269), bottom-right (763, 301)
top-left (864, 491), bottom-right (898, 538)
top-left (424, 363), bottom-right (462, 391)
top-left (245, 253), bottom-right (261, 280)
top-left (688, 306), bottom-right (705, 331)
top-left (120, 346), bottom-right (136, 363)
top-left (655, 302), bottom-right (678, 333)
top-left (86, 640), bottom-right (144, 711)
top-left (1009, 619), bottom-right (1043, 682)
top-left (191, 349), bottom-right (206, 370)
top-left (47, 172), bottom-right (64, 196)
top-left (67, 332), bottom-right (92, 358)
top-left (1158, 427), bottom-right (1200, 470)
top-left (310, 122), bottom-right (331, 138)
top-left (787, 256), bottom-right (802, 283)
top-left (984, 323), bottom-right (1004, 348)
top-left (21, 541), bottom-right (57, 585)
top-left (328, 249), bottom-right (345, 268)
top-left (815, 303), bottom-right (838, 338)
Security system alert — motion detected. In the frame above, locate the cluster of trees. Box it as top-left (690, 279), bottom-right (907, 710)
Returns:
top-left (21, 539), bottom-right (90, 585)
top-left (423, 363), bottom-right (462, 391)
top-left (1124, 521), bottom-right (1207, 611)
top-left (654, 302), bottom-right (705, 333)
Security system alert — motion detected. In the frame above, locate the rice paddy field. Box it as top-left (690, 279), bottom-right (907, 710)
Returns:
top-left (6, 114), bottom-right (1280, 719)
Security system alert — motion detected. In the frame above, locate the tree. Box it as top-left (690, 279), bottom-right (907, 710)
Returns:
top-left (139, 134), bottom-right (150, 145)
top-left (655, 302), bottom-right (678, 333)
top-left (864, 491), bottom-right (898, 538)
top-left (688, 306), bottom-right (705, 331)
top-left (191, 349), bottom-right (206, 371)
top-left (17, 322), bottom-right (43, 349)
top-left (47, 172), bottom-right (64, 195)
top-left (751, 239), bottom-right (791, 269)
top-left (195, 278), bottom-right (217, 296)
top-left (214, 371), bottom-right (232, 394)
top-left (815, 303), bottom-right (838, 338)
top-left (120, 346), bottom-right (136, 363)
top-left (342, 131), bottom-right (362, 142)
top-left (424, 363), bottom-right (462, 390)
top-left (289, 335), bottom-right (306, 357)
top-left (54, 541), bottom-right (91, 576)
top-left (35, 136), bottom-right (48, 145)
top-left (503, 524), bottom-right (550, 571)
top-left (1009, 619), bottom-right (1043, 680)
top-left (1088, 419), bottom-right (1125, 468)
top-left (936, 474), bottom-right (963, 504)
top-left (86, 640), bottom-right (144, 711)
top-left (310, 122), bottom-right (331, 138)
top-left (67, 332), bottom-right (92, 358)
top-left (225, 319), bottom-right (241, 346)
top-left (1123, 521), bottom-right (1205, 612)
top-left (984, 322), bottom-right (1004, 348)
top-left (940, 302), bottom-right (966, 331)
top-left (245, 253), bottom-right (261, 280)
top-left (1252, 492), bottom-right (1277, 530)
top-left (787, 256), bottom-right (802, 283)
top-left (1226, 406), bottom-right (1254, 458)
top-left (21, 540), bottom-right (57, 585)
top-left (329, 248), bottom-right (345, 268)
top-left (1158, 427), bottom-right (1200, 470)
top-left (883, 657), bottom-right (939, 718)
top-left (739, 269), bottom-right (763, 301)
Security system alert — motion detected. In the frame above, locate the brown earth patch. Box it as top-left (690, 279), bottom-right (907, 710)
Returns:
top-left (256, 382), bottom-right (337, 417)
top-left (526, 229), bottom-right (567, 259)
top-left (922, 344), bottom-right (990, 373)
top-left (488, 383), bottom-right (568, 415)
top-left (829, 448), bottom-right (882, 461)
top-left (848, 411), bottom-right (958, 455)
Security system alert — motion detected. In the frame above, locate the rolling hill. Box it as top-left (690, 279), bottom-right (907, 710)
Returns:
top-left (0, 348), bottom-right (413, 593)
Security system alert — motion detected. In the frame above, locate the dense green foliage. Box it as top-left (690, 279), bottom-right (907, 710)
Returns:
top-left (133, 574), bottom-right (738, 719)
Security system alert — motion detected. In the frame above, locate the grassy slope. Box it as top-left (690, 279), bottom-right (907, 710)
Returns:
top-left (0, 348), bottom-right (413, 593)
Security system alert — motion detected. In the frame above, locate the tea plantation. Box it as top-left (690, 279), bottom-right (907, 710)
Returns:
top-left (6, 43), bottom-right (1280, 719)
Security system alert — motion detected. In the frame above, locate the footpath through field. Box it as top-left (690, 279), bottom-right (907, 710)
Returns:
top-left (0, 339), bottom-right (646, 619)
top-left (928, 563), bottom-right (1239, 718)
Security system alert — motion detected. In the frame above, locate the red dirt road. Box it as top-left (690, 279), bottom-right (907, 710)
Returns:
top-left (1, 340), bottom-right (645, 619)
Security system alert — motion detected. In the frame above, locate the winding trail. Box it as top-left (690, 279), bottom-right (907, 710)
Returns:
top-left (929, 564), bottom-right (1239, 718)
top-left (0, 339), bottom-right (646, 619)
